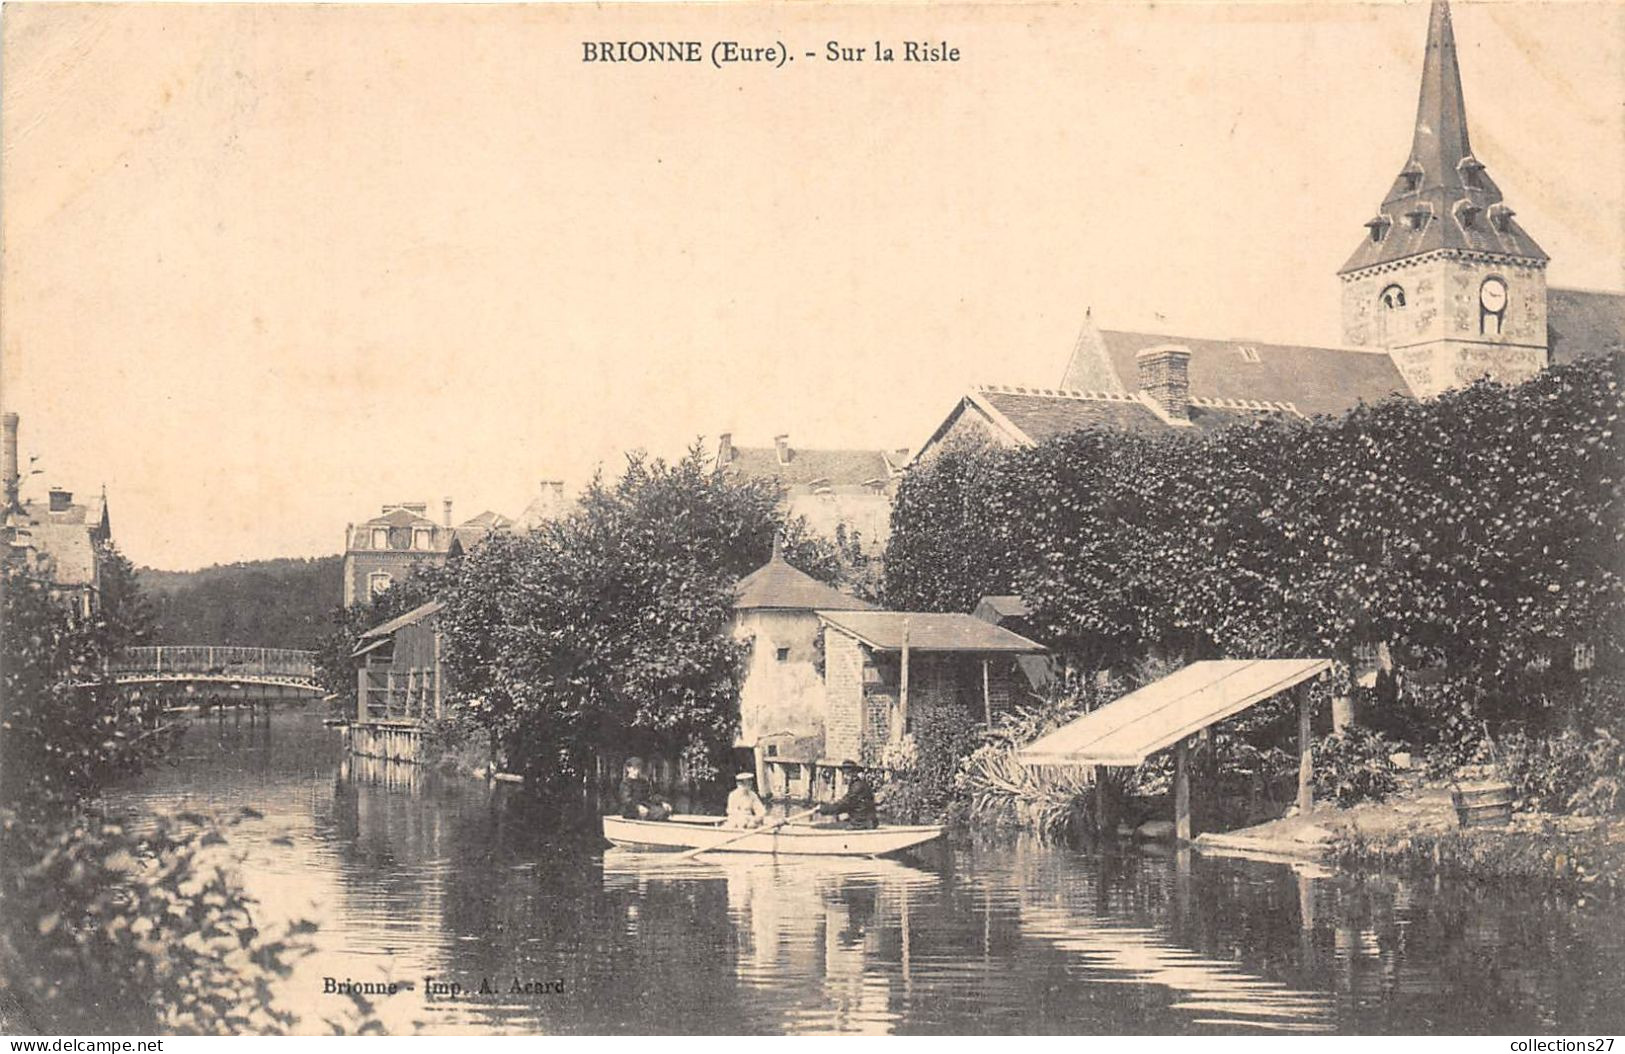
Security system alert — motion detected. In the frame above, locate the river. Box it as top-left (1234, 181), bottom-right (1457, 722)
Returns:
top-left (101, 709), bottom-right (1625, 1035)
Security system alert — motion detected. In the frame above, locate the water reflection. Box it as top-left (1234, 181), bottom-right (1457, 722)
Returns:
top-left (602, 852), bottom-right (941, 1034)
top-left (99, 711), bottom-right (1625, 1035)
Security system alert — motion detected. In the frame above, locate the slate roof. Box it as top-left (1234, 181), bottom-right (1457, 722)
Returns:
top-left (1340, 1), bottom-right (1546, 274)
top-left (357, 600), bottom-right (445, 645)
top-left (1063, 329), bottom-right (1414, 418)
top-left (975, 595), bottom-right (1031, 621)
top-left (974, 386), bottom-right (1298, 444)
top-left (451, 511), bottom-right (514, 552)
top-left (818, 610), bottom-right (1045, 654)
top-left (363, 506), bottom-right (440, 529)
top-left (734, 552), bottom-right (874, 612)
top-left (1548, 288), bottom-right (1625, 367)
top-left (724, 446), bottom-right (896, 489)
top-left (18, 495), bottom-right (108, 535)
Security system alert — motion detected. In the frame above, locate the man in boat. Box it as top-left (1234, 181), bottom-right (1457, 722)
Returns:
top-left (618, 756), bottom-right (672, 821)
top-left (816, 760), bottom-right (878, 829)
top-left (725, 772), bottom-right (768, 828)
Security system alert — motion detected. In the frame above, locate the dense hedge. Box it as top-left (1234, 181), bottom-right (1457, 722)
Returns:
top-left (884, 354), bottom-right (1625, 684)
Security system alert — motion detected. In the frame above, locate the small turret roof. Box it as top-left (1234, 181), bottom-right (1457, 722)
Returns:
top-left (734, 547), bottom-right (874, 612)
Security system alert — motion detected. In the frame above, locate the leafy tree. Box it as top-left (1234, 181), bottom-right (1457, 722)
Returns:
top-left (141, 557), bottom-right (342, 649)
top-left (883, 441), bottom-right (1024, 613)
top-left (884, 353), bottom-right (1625, 773)
top-left (438, 446), bottom-right (800, 793)
top-left (0, 548), bottom-right (168, 805)
top-left (0, 548), bottom-right (328, 1033)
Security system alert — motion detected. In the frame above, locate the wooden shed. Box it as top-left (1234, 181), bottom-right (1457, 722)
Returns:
top-left (349, 600), bottom-right (446, 761)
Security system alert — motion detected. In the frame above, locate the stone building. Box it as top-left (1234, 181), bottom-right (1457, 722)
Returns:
top-left (342, 502), bottom-right (466, 608)
top-left (913, 0), bottom-right (1624, 463)
top-left (1, 412), bottom-right (112, 616)
top-left (341, 479), bottom-right (568, 606)
top-left (715, 433), bottom-right (908, 547)
top-left (729, 545), bottom-right (874, 796)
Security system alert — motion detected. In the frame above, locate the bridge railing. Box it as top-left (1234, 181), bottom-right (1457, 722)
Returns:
top-left (110, 646), bottom-right (317, 681)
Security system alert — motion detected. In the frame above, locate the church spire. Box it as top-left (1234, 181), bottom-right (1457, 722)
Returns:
top-left (1408, 0), bottom-right (1473, 195)
top-left (1339, 0), bottom-right (1545, 275)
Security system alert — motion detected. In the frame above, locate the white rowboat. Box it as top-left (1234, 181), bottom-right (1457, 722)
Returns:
top-left (601, 814), bottom-right (944, 857)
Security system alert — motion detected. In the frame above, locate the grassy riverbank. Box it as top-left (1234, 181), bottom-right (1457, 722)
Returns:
top-left (1206, 778), bottom-right (1625, 901)
top-left (1325, 813), bottom-right (1625, 902)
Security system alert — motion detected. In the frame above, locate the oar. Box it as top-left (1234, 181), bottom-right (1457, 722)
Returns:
top-left (678, 806), bottom-right (821, 860)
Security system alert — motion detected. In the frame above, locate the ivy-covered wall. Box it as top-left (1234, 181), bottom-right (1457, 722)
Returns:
top-left (883, 353), bottom-right (1625, 685)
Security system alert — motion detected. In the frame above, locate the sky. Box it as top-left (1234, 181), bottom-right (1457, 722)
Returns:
top-left (3, 1), bottom-right (1622, 571)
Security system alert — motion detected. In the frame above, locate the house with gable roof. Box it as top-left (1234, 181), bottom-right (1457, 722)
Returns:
top-left (341, 479), bottom-right (568, 607)
top-left (716, 433), bottom-right (908, 547)
top-left (914, 1), bottom-right (1625, 464)
top-left (2, 412), bottom-right (113, 617)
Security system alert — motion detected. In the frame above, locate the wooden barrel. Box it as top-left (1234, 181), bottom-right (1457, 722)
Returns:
top-left (1451, 781), bottom-right (1513, 828)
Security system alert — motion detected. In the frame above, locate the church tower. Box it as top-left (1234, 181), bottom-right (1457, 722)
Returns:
top-left (1339, 0), bottom-right (1549, 398)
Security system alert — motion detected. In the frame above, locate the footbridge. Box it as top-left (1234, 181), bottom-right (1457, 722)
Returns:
top-left (109, 646), bottom-right (321, 694)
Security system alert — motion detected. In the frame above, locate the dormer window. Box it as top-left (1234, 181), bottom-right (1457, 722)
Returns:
top-left (1458, 157), bottom-right (1485, 190)
top-left (1399, 161), bottom-right (1424, 193)
top-left (1404, 206), bottom-right (1432, 232)
top-left (1454, 200), bottom-right (1483, 228)
top-left (1380, 285), bottom-right (1407, 310)
top-left (370, 527), bottom-right (389, 549)
top-left (1489, 203), bottom-right (1516, 233)
top-left (1365, 215), bottom-right (1391, 244)
top-left (412, 527), bottom-right (433, 550)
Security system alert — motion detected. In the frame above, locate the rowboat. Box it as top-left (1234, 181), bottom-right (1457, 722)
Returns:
top-left (601, 813), bottom-right (944, 857)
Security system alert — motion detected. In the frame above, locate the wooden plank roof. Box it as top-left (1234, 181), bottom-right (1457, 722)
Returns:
top-left (1019, 658), bottom-right (1330, 767)
top-left (357, 600), bottom-right (445, 645)
top-left (817, 610), bottom-right (1044, 654)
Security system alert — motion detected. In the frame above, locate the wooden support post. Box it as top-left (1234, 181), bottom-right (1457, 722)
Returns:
top-left (753, 745), bottom-right (768, 796)
top-left (898, 619), bottom-right (911, 741)
top-left (1298, 685), bottom-right (1315, 815)
top-left (982, 658), bottom-right (993, 728)
top-left (356, 664), bottom-right (368, 723)
top-left (433, 631), bottom-right (444, 719)
top-left (1174, 736), bottom-right (1193, 843)
top-left (386, 671), bottom-right (396, 719)
top-left (1093, 765), bottom-right (1111, 834)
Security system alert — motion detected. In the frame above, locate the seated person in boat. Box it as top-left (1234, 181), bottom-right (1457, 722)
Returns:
top-left (725, 772), bottom-right (768, 828)
top-left (618, 756), bottom-right (672, 821)
top-left (816, 760), bottom-right (878, 829)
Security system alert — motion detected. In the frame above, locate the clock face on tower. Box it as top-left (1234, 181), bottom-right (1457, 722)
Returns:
top-left (1481, 277), bottom-right (1508, 313)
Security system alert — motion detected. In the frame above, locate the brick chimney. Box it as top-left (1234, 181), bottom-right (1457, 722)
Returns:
top-left (49, 487), bottom-right (73, 513)
top-left (774, 434), bottom-right (791, 465)
top-left (1, 413), bottom-right (18, 510)
top-left (1135, 345), bottom-right (1193, 422)
top-left (443, 497), bottom-right (453, 527)
top-left (717, 433), bottom-right (733, 466)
